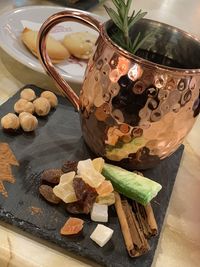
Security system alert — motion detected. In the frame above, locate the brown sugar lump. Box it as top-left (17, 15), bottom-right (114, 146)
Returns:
top-left (19, 112), bottom-right (38, 132)
top-left (1, 113), bottom-right (20, 130)
top-left (40, 91), bottom-right (58, 108)
top-left (21, 27), bottom-right (70, 63)
top-left (63, 32), bottom-right (96, 59)
top-left (20, 88), bottom-right (36, 101)
top-left (14, 99), bottom-right (34, 114)
top-left (33, 97), bottom-right (51, 116)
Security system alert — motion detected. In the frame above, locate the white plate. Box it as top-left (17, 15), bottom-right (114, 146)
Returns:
top-left (0, 6), bottom-right (103, 84)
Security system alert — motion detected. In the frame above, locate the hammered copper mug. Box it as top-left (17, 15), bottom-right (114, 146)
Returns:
top-left (37, 10), bottom-right (200, 170)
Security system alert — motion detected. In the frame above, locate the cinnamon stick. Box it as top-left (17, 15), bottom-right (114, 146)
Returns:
top-left (144, 203), bottom-right (158, 236)
top-left (132, 201), bottom-right (151, 238)
top-left (122, 199), bottom-right (150, 255)
top-left (132, 201), bottom-right (158, 238)
top-left (114, 192), bottom-right (150, 257)
top-left (114, 192), bottom-right (138, 257)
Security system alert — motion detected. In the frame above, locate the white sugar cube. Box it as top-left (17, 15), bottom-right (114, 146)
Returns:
top-left (90, 224), bottom-right (113, 247)
top-left (91, 203), bottom-right (108, 222)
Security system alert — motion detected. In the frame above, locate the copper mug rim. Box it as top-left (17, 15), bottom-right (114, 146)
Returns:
top-left (37, 9), bottom-right (200, 111)
top-left (102, 18), bottom-right (200, 75)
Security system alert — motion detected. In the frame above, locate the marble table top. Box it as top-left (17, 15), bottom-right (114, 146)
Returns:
top-left (0, 1), bottom-right (200, 267)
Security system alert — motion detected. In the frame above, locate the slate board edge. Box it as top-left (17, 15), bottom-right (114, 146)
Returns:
top-left (0, 207), bottom-right (118, 267)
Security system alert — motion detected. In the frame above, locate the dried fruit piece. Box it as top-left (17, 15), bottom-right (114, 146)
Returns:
top-left (73, 177), bottom-right (98, 213)
top-left (96, 180), bottom-right (113, 196)
top-left (39, 184), bottom-right (61, 204)
top-left (66, 177), bottom-right (98, 214)
top-left (77, 159), bottom-right (105, 188)
top-left (90, 224), bottom-right (114, 247)
top-left (61, 160), bottom-right (78, 173)
top-left (73, 177), bottom-right (96, 200)
top-left (60, 217), bottom-right (84, 235)
top-left (92, 157), bottom-right (105, 173)
top-left (65, 202), bottom-right (83, 214)
top-left (53, 172), bottom-right (77, 203)
top-left (41, 169), bottom-right (63, 185)
top-left (91, 203), bottom-right (108, 222)
top-left (96, 192), bottom-right (115, 206)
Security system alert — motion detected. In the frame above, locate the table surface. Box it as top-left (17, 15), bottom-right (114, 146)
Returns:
top-left (0, 1), bottom-right (200, 267)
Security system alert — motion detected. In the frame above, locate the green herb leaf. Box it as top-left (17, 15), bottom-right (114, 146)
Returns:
top-left (123, 0), bottom-right (131, 40)
top-left (104, 5), bottom-right (123, 31)
top-left (112, 0), bottom-right (120, 9)
top-left (104, 0), bottom-right (150, 55)
top-left (128, 10), bottom-right (135, 23)
top-left (132, 32), bottom-right (154, 54)
top-left (130, 32), bottom-right (141, 52)
top-left (128, 10), bottom-right (147, 30)
top-left (115, 0), bottom-right (126, 21)
top-left (118, 0), bottom-right (126, 10)
top-left (126, 0), bottom-right (132, 15)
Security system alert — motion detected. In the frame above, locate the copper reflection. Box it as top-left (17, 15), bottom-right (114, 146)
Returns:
top-left (37, 11), bottom-right (200, 169)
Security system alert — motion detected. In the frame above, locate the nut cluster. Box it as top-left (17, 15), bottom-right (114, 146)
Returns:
top-left (1, 88), bottom-right (58, 132)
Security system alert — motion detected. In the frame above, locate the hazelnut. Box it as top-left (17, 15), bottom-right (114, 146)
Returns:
top-left (1, 113), bottom-right (20, 130)
top-left (14, 99), bottom-right (34, 114)
top-left (18, 111), bottom-right (31, 120)
top-left (20, 88), bottom-right (36, 101)
top-left (33, 97), bottom-right (51, 116)
top-left (19, 112), bottom-right (38, 132)
top-left (40, 91), bottom-right (58, 108)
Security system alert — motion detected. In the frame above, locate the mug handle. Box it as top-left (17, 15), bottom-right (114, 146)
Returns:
top-left (37, 10), bottom-right (101, 111)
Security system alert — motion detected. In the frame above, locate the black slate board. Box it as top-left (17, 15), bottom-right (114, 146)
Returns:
top-left (0, 85), bottom-right (184, 267)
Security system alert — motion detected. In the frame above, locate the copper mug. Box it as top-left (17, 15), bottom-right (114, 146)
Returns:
top-left (37, 10), bottom-right (200, 170)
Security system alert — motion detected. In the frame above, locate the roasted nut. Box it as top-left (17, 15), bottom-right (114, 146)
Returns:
top-left (33, 97), bottom-right (51, 116)
top-left (20, 88), bottom-right (36, 101)
top-left (40, 91), bottom-right (58, 108)
top-left (14, 99), bottom-right (34, 114)
top-left (19, 112), bottom-right (38, 132)
top-left (61, 160), bottom-right (78, 173)
top-left (39, 184), bottom-right (61, 204)
top-left (41, 168), bottom-right (63, 185)
top-left (18, 111), bottom-right (29, 119)
top-left (1, 113), bottom-right (20, 130)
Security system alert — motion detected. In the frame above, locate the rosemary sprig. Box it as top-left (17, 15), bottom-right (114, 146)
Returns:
top-left (104, 0), bottom-right (152, 54)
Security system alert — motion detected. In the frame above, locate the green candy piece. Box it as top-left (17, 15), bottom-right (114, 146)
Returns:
top-left (102, 163), bottom-right (162, 206)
